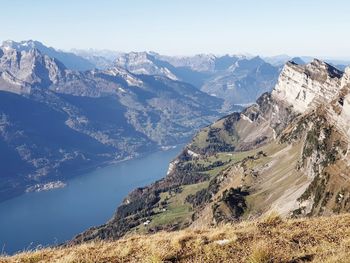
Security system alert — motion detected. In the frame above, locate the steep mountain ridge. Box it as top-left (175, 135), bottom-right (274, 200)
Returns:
top-left (70, 59), bottom-right (350, 244)
top-left (186, 60), bottom-right (350, 220)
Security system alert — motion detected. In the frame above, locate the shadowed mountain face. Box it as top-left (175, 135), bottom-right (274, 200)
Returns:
top-left (0, 41), bottom-right (228, 202)
top-left (0, 91), bottom-right (116, 200)
top-left (70, 59), bottom-right (350, 244)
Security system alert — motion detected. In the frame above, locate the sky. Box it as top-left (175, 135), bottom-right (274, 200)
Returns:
top-left (1, 0), bottom-right (350, 58)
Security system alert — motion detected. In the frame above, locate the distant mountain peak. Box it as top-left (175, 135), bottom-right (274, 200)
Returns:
top-left (0, 43), bottom-right (67, 90)
top-left (1, 39), bottom-right (95, 71)
top-left (1, 39), bottom-right (45, 52)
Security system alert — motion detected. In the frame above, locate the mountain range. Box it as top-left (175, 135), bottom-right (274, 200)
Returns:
top-left (0, 41), bottom-right (226, 201)
top-left (113, 52), bottom-right (281, 106)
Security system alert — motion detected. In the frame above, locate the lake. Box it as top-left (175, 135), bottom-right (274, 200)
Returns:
top-left (0, 146), bottom-right (181, 255)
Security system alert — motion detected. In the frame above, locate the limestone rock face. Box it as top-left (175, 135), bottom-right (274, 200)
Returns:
top-left (0, 44), bottom-right (66, 90)
top-left (272, 60), bottom-right (343, 113)
top-left (341, 66), bottom-right (350, 86)
top-left (330, 66), bottom-right (350, 138)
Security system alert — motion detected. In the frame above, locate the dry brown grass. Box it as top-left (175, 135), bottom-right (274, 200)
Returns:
top-left (1, 213), bottom-right (350, 263)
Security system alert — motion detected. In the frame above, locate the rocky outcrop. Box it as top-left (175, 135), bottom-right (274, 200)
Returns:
top-left (272, 60), bottom-right (343, 113)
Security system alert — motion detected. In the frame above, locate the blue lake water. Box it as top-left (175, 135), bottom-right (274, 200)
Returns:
top-left (0, 147), bottom-right (181, 254)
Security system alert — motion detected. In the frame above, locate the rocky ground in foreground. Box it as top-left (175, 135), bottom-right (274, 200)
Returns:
top-left (1, 213), bottom-right (350, 263)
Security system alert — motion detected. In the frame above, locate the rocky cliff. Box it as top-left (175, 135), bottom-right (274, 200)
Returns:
top-left (272, 60), bottom-right (343, 113)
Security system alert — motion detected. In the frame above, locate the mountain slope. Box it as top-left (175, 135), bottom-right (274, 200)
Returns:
top-left (3, 214), bottom-right (350, 263)
top-left (70, 59), bottom-right (350, 244)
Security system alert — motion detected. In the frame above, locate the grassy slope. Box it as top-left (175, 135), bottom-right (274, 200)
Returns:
top-left (243, 141), bottom-right (307, 217)
top-left (2, 213), bottom-right (350, 263)
top-left (130, 147), bottom-right (258, 233)
top-left (136, 139), bottom-right (304, 232)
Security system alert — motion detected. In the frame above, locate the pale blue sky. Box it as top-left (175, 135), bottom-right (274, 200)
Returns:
top-left (1, 0), bottom-right (349, 58)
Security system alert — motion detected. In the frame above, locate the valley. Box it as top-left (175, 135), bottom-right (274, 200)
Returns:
top-left (0, 41), bottom-right (236, 202)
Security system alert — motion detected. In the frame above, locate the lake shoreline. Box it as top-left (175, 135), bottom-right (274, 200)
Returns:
top-left (1, 144), bottom-right (183, 204)
top-left (0, 145), bottom-right (184, 255)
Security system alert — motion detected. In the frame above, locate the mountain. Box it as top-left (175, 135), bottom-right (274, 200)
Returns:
top-left (200, 56), bottom-right (280, 104)
top-left (70, 59), bottom-right (350, 244)
top-left (113, 52), bottom-right (280, 106)
top-left (70, 48), bottom-right (122, 69)
top-left (0, 41), bottom-right (227, 201)
top-left (2, 40), bottom-right (95, 71)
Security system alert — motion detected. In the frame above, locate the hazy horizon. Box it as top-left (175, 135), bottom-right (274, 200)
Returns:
top-left (2, 39), bottom-right (350, 63)
top-left (1, 0), bottom-right (350, 59)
